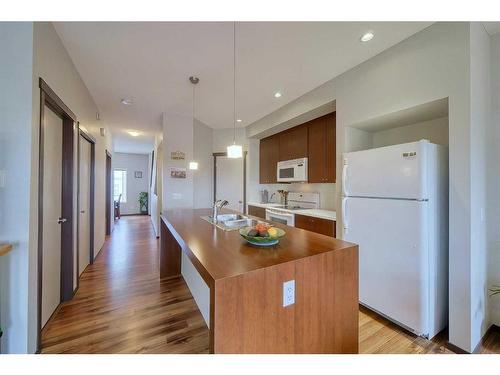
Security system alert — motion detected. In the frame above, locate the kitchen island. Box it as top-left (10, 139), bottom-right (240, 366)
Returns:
top-left (160, 208), bottom-right (358, 354)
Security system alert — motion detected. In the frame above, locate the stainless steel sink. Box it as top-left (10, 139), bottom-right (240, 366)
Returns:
top-left (201, 214), bottom-right (265, 231)
top-left (216, 214), bottom-right (246, 221)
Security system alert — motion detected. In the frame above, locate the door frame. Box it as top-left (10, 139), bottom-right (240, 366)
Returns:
top-left (213, 151), bottom-right (247, 213)
top-left (37, 78), bottom-right (77, 351)
top-left (77, 127), bottom-right (96, 281)
top-left (105, 150), bottom-right (112, 236)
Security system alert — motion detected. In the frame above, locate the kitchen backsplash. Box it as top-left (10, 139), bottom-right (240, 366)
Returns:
top-left (257, 183), bottom-right (337, 210)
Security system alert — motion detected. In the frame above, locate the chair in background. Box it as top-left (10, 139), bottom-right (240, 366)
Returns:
top-left (114, 194), bottom-right (122, 220)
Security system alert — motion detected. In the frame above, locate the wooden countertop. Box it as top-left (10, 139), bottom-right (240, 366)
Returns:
top-left (161, 208), bottom-right (355, 284)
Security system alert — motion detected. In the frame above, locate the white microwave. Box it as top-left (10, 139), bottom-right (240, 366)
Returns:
top-left (277, 158), bottom-right (308, 183)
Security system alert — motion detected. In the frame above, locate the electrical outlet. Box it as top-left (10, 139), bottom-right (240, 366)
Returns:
top-left (283, 280), bottom-right (295, 307)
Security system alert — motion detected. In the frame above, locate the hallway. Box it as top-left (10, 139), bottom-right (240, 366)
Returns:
top-left (41, 216), bottom-right (209, 353)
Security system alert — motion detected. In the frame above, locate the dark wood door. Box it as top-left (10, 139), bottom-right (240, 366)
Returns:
top-left (259, 134), bottom-right (280, 183)
top-left (307, 113), bottom-right (336, 183)
top-left (278, 125), bottom-right (308, 161)
top-left (307, 117), bottom-right (327, 183)
top-left (326, 112), bottom-right (336, 183)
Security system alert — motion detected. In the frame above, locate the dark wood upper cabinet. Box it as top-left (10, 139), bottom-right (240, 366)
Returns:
top-left (259, 112), bottom-right (335, 184)
top-left (326, 112), bottom-right (336, 183)
top-left (259, 134), bottom-right (280, 184)
top-left (278, 125), bottom-right (308, 161)
top-left (308, 113), bottom-right (336, 183)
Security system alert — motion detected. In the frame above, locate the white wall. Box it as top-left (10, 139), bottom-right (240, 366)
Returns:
top-left (0, 22), bottom-right (34, 354)
top-left (345, 126), bottom-right (373, 153)
top-left (488, 33), bottom-right (500, 328)
top-left (162, 115), bottom-right (213, 323)
top-left (372, 117), bottom-right (449, 148)
top-left (469, 23), bottom-right (491, 344)
top-left (113, 152), bottom-right (150, 215)
top-left (246, 22), bottom-right (480, 352)
top-left (28, 22), bottom-right (113, 353)
top-left (193, 120), bottom-right (213, 209)
top-left (1, 21), bottom-right (114, 354)
top-left (162, 113), bottom-right (194, 209)
top-left (212, 127), bottom-right (246, 153)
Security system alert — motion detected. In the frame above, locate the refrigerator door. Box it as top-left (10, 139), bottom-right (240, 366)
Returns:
top-left (343, 140), bottom-right (428, 200)
top-left (342, 196), bottom-right (429, 336)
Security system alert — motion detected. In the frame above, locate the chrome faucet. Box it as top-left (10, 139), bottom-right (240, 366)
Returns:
top-left (212, 200), bottom-right (229, 222)
top-left (269, 192), bottom-right (276, 203)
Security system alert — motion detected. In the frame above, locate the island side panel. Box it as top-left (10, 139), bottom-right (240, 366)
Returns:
top-left (294, 246), bottom-right (359, 353)
top-left (213, 261), bottom-right (296, 353)
top-left (160, 217), bottom-right (182, 279)
top-left (213, 245), bottom-right (359, 353)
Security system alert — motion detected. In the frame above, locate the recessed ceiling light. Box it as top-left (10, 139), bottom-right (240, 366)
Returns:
top-left (274, 92), bottom-right (282, 98)
top-left (128, 130), bottom-right (140, 137)
top-left (360, 32), bottom-right (374, 42)
top-left (121, 98), bottom-right (133, 105)
top-left (236, 119), bottom-right (242, 123)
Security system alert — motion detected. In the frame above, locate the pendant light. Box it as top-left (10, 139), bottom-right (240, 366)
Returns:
top-left (227, 22), bottom-right (243, 159)
top-left (189, 76), bottom-right (199, 170)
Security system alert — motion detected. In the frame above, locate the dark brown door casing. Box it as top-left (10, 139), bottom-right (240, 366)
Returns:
top-left (105, 151), bottom-right (112, 236)
top-left (37, 78), bottom-right (77, 352)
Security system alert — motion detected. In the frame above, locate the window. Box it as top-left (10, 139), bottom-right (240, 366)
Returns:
top-left (113, 169), bottom-right (127, 202)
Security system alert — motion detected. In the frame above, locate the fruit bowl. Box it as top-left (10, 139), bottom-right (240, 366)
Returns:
top-left (239, 225), bottom-right (286, 247)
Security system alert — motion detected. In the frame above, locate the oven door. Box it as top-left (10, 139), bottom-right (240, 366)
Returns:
top-left (265, 208), bottom-right (295, 227)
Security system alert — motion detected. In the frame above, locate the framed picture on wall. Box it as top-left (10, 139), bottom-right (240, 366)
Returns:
top-left (134, 171), bottom-right (143, 178)
top-left (170, 167), bottom-right (186, 179)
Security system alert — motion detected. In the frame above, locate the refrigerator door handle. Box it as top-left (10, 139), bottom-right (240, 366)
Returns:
top-left (342, 161), bottom-right (348, 196)
top-left (342, 197), bottom-right (348, 235)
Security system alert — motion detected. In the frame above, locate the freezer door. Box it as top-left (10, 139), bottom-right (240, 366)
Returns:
top-left (342, 197), bottom-right (430, 336)
top-left (343, 140), bottom-right (428, 200)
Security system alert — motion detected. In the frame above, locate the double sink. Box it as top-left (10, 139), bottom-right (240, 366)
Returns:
top-left (201, 214), bottom-right (266, 231)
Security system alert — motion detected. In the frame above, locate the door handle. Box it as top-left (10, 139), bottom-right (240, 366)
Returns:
top-left (80, 210), bottom-right (85, 214)
top-left (57, 217), bottom-right (67, 224)
top-left (342, 160), bottom-right (348, 195)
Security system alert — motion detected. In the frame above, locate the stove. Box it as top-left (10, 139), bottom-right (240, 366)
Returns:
top-left (265, 192), bottom-right (319, 226)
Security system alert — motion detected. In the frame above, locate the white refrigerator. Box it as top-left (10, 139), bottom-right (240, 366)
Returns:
top-left (342, 140), bottom-right (448, 339)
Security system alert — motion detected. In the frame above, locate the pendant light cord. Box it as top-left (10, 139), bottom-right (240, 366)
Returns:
top-left (233, 21), bottom-right (236, 145)
top-left (192, 83), bottom-right (195, 129)
top-left (192, 83), bottom-right (195, 156)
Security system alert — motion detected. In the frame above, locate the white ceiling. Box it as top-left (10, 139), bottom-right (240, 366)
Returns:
top-left (54, 22), bottom-right (432, 153)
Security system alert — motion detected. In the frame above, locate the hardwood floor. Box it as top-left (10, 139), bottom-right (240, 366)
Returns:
top-left (41, 215), bottom-right (500, 354)
top-left (41, 216), bottom-right (209, 354)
